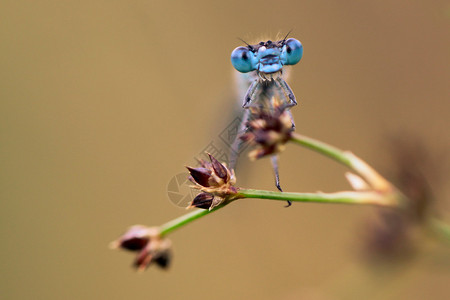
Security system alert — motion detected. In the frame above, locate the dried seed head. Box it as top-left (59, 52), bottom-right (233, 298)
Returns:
top-left (189, 192), bottom-right (215, 209)
top-left (110, 225), bottom-right (172, 271)
top-left (186, 153), bottom-right (239, 210)
top-left (110, 225), bottom-right (154, 251)
top-left (133, 238), bottom-right (172, 271)
top-left (186, 167), bottom-right (212, 187)
top-left (363, 135), bottom-right (443, 261)
top-left (208, 153), bottom-right (229, 181)
top-left (241, 97), bottom-right (294, 160)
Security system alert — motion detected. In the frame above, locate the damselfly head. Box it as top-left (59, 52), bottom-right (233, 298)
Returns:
top-left (231, 38), bottom-right (303, 74)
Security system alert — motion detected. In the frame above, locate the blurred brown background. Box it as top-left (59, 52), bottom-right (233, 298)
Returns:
top-left (1, 1), bottom-right (449, 299)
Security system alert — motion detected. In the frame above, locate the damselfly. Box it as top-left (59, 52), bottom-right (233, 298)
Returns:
top-left (229, 34), bottom-right (303, 201)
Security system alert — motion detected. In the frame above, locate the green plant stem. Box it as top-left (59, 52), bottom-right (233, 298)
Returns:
top-left (159, 205), bottom-right (226, 236)
top-left (290, 133), bottom-right (352, 166)
top-left (158, 188), bottom-right (394, 236)
top-left (238, 189), bottom-right (396, 206)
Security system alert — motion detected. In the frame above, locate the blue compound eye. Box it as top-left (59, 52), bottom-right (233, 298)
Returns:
top-left (231, 46), bottom-right (256, 73)
top-left (284, 38), bottom-right (303, 65)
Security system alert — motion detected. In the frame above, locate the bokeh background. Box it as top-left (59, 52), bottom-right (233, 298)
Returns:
top-left (1, 1), bottom-right (449, 299)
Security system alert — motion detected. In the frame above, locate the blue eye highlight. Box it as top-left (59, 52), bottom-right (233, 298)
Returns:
top-left (231, 46), bottom-right (256, 73)
top-left (283, 38), bottom-right (303, 65)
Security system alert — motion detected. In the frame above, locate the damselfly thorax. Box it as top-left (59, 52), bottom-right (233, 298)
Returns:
top-left (235, 70), bottom-right (291, 113)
